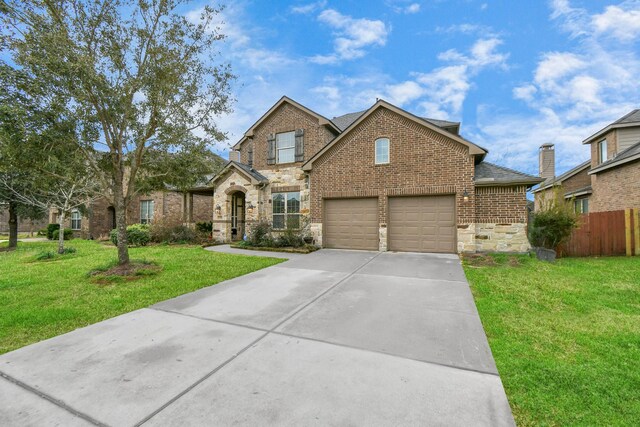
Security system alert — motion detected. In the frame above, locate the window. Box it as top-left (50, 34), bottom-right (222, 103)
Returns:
top-left (375, 138), bottom-right (390, 164)
top-left (574, 198), bottom-right (589, 214)
top-left (140, 200), bottom-right (154, 224)
top-left (272, 192), bottom-right (300, 229)
top-left (71, 210), bottom-right (81, 230)
top-left (276, 131), bottom-right (295, 164)
top-left (598, 139), bottom-right (608, 163)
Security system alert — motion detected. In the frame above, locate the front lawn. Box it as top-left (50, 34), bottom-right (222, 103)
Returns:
top-left (0, 240), bottom-right (283, 355)
top-left (463, 254), bottom-right (640, 426)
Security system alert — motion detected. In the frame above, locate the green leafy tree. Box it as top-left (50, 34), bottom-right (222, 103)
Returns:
top-left (529, 187), bottom-right (580, 250)
top-left (2, 0), bottom-right (234, 264)
top-left (0, 63), bottom-right (99, 253)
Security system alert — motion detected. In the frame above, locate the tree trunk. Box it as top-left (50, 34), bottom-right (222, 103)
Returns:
top-left (57, 210), bottom-right (65, 254)
top-left (114, 187), bottom-right (129, 265)
top-left (8, 201), bottom-right (18, 248)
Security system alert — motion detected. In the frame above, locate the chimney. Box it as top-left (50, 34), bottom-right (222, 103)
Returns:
top-left (539, 143), bottom-right (555, 180)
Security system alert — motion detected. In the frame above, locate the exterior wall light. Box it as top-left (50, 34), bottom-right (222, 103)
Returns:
top-left (215, 204), bottom-right (221, 216)
top-left (463, 190), bottom-right (470, 203)
top-left (247, 203), bottom-right (255, 214)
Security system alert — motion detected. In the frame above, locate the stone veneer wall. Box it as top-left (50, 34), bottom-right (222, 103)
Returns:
top-left (473, 185), bottom-right (531, 253)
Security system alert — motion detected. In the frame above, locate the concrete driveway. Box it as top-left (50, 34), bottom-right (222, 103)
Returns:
top-left (0, 247), bottom-right (514, 426)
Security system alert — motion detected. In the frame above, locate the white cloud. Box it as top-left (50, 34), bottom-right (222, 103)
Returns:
top-left (291, 1), bottom-right (327, 15)
top-left (592, 5), bottom-right (640, 41)
top-left (312, 9), bottom-right (390, 63)
top-left (308, 37), bottom-right (509, 120)
top-left (404, 3), bottom-right (421, 14)
top-left (471, 0), bottom-right (640, 176)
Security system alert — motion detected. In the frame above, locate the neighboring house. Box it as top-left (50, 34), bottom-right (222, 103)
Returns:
top-left (533, 109), bottom-right (640, 213)
top-left (0, 203), bottom-right (48, 235)
top-left (51, 189), bottom-right (214, 239)
top-left (211, 96), bottom-right (542, 253)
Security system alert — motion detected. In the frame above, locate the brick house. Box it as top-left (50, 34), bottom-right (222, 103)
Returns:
top-left (211, 96), bottom-right (542, 253)
top-left (533, 109), bottom-right (640, 213)
top-left (51, 189), bottom-right (214, 240)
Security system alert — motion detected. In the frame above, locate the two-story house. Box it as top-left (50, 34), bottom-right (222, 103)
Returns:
top-left (210, 96), bottom-right (542, 253)
top-left (533, 109), bottom-right (640, 213)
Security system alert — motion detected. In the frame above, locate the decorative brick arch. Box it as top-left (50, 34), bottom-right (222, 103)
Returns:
top-left (225, 185), bottom-right (247, 195)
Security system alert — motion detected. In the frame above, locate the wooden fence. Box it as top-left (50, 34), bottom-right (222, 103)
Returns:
top-left (558, 208), bottom-right (640, 257)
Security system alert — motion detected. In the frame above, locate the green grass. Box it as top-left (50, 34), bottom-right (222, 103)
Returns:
top-left (0, 240), bottom-right (283, 355)
top-left (463, 254), bottom-right (640, 426)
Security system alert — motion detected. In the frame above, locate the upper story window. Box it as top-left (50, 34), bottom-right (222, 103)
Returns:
top-left (140, 200), bottom-right (154, 224)
top-left (276, 131), bottom-right (295, 164)
top-left (598, 139), bottom-right (608, 163)
top-left (375, 138), bottom-right (390, 164)
top-left (71, 210), bottom-right (81, 230)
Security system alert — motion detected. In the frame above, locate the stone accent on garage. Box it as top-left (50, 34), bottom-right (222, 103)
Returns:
top-left (379, 226), bottom-right (387, 251)
top-left (474, 223), bottom-right (530, 253)
top-left (457, 224), bottom-right (476, 253)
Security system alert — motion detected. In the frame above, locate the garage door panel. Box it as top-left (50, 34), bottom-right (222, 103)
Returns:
top-left (389, 196), bottom-right (456, 253)
top-left (324, 198), bottom-right (378, 250)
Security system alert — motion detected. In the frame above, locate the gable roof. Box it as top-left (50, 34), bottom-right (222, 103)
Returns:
top-left (531, 160), bottom-right (591, 193)
top-left (209, 160), bottom-right (268, 186)
top-left (302, 99), bottom-right (487, 171)
top-left (583, 109), bottom-right (640, 145)
top-left (589, 140), bottom-right (640, 174)
top-left (331, 110), bottom-right (460, 134)
top-left (475, 162), bottom-right (543, 187)
top-left (232, 96), bottom-right (340, 149)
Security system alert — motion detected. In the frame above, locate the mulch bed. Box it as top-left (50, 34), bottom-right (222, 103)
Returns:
top-left (89, 261), bottom-right (161, 285)
top-left (229, 244), bottom-right (319, 254)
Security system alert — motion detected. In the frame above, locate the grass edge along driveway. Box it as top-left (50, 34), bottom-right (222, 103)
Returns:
top-left (463, 253), bottom-right (640, 427)
top-left (0, 240), bottom-right (283, 355)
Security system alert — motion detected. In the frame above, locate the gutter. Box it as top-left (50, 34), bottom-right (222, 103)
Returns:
top-left (588, 153), bottom-right (640, 175)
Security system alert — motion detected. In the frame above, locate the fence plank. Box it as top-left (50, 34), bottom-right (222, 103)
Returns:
top-left (625, 209), bottom-right (632, 256)
top-left (635, 208), bottom-right (640, 256)
top-left (559, 210), bottom-right (632, 257)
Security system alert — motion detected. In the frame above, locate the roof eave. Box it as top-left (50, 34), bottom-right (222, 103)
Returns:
top-left (209, 162), bottom-right (267, 186)
top-left (583, 122), bottom-right (640, 144)
top-left (475, 179), bottom-right (544, 188)
top-left (588, 153), bottom-right (640, 175)
top-left (303, 100), bottom-right (487, 170)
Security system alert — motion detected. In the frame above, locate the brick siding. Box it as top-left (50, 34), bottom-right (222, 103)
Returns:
top-left (475, 186), bottom-right (528, 223)
top-left (590, 161), bottom-right (640, 212)
top-left (238, 103), bottom-right (336, 170)
top-left (309, 107), bottom-right (476, 225)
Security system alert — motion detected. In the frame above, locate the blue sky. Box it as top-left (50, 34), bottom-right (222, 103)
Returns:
top-left (186, 0), bottom-right (640, 176)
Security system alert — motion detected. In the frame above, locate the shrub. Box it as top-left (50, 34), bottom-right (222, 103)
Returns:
top-left (52, 228), bottom-right (73, 241)
top-left (37, 228), bottom-right (47, 237)
top-left (248, 221), bottom-right (272, 246)
top-left (61, 247), bottom-right (77, 254)
top-left (147, 220), bottom-right (209, 244)
top-left (195, 221), bottom-right (212, 234)
top-left (46, 223), bottom-right (60, 240)
top-left (35, 251), bottom-right (56, 260)
top-left (110, 224), bottom-right (151, 247)
top-left (529, 191), bottom-right (579, 249)
top-left (276, 227), bottom-right (305, 248)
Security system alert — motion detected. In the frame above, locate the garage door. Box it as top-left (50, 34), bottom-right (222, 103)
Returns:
top-left (388, 195), bottom-right (456, 253)
top-left (324, 198), bottom-right (379, 250)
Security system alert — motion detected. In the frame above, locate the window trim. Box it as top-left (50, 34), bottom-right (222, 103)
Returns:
top-left (574, 198), bottom-right (589, 214)
top-left (272, 191), bottom-right (301, 230)
top-left (71, 210), bottom-right (82, 231)
top-left (140, 200), bottom-right (155, 224)
top-left (375, 137), bottom-right (390, 164)
top-left (598, 139), bottom-right (608, 164)
top-left (276, 130), bottom-right (296, 164)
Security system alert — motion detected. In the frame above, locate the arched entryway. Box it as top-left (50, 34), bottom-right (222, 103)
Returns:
top-left (229, 191), bottom-right (245, 241)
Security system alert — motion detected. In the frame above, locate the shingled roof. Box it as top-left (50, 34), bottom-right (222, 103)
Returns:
top-left (475, 162), bottom-right (543, 187)
top-left (331, 111), bottom-right (460, 134)
top-left (583, 108), bottom-right (640, 144)
top-left (589, 140), bottom-right (640, 174)
top-left (532, 160), bottom-right (591, 193)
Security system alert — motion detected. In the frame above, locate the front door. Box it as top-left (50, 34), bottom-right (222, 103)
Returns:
top-left (230, 193), bottom-right (245, 241)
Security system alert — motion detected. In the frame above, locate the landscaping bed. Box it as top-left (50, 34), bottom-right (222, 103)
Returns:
top-left (0, 240), bottom-right (283, 355)
top-left (231, 242), bottom-right (318, 254)
top-left (462, 253), bottom-right (640, 426)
